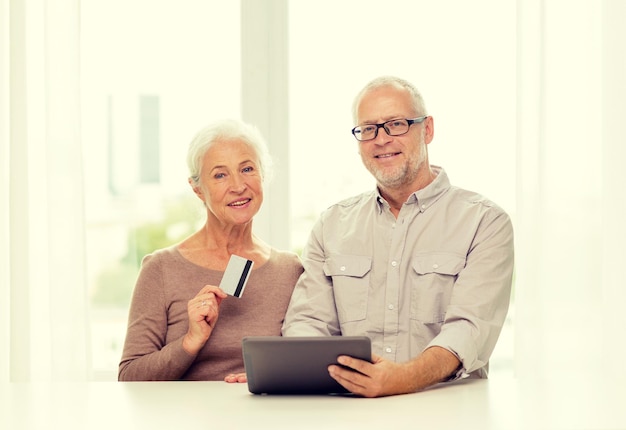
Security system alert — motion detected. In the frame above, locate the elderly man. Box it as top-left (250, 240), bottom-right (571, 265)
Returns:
top-left (282, 75), bottom-right (514, 397)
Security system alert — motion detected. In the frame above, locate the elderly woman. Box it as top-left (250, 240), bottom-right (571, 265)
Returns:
top-left (118, 119), bottom-right (303, 381)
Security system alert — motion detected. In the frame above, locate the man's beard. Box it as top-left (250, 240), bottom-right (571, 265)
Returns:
top-left (364, 142), bottom-right (426, 189)
top-left (370, 162), bottom-right (414, 188)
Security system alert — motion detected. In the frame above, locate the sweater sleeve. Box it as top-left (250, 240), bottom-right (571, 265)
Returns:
top-left (118, 253), bottom-right (196, 381)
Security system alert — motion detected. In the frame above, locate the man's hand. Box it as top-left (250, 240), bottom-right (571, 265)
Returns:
top-left (328, 354), bottom-right (412, 397)
top-left (328, 346), bottom-right (461, 398)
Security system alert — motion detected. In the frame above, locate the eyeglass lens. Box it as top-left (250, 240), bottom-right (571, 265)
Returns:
top-left (355, 119), bottom-right (410, 141)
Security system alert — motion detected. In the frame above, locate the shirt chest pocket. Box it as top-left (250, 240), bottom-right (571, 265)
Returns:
top-left (323, 255), bottom-right (371, 323)
top-left (410, 253), bottom-right (466, 323)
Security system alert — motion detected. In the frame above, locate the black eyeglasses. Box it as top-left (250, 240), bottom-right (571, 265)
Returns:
top-left (351, 116), bottom-right (428, 141)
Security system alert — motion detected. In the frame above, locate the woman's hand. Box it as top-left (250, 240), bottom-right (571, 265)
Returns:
top-left (182, 285), bottom-right (228, 355)
top-left (224, 372), bottom-right (247, 383)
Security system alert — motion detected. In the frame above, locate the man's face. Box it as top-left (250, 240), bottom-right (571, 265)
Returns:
top-left (355, 85), bottom-right (433, 190)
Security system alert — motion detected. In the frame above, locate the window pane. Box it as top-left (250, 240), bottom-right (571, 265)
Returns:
top-left (81, 0), bottom-right (241, 380)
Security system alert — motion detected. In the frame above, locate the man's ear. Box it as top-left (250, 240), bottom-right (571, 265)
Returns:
top-left (423, 116), bottom-right (435, 145)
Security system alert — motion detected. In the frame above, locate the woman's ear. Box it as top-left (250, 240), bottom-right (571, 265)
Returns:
top-left (189, 178), bottom-right (205, 201)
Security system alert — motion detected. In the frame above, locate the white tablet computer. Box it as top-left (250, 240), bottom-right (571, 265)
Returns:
top-left (242, 336), bottom-right (372, 395)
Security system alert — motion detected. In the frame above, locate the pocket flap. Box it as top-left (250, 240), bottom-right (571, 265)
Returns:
top-left (323, 255), bottom-right (372, 277)
top-left (412, 253), bottom-right (465, 276)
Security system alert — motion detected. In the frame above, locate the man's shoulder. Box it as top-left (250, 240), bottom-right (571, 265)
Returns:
top-left (449, 186), bottom-right (504, 210)
top-left (317, 191), bottom-right (376, 223)
top-left (445, 186), bottom-right (510, 223)
top-left (326, 191), bottom-right (376, 211)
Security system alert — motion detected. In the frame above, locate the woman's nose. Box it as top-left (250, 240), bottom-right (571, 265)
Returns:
top-left (230, 175), bottom-right (246, 192)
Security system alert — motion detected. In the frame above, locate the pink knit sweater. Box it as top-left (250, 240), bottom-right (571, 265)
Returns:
top-left (118, 246), bottom-right (303, 381)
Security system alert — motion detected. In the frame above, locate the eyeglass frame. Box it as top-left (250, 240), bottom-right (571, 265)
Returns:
top-left (351, 116), bottom-right (428, 141)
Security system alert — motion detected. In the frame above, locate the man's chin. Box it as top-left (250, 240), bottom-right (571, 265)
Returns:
top-left (373, 171), bottom-right (407, 189)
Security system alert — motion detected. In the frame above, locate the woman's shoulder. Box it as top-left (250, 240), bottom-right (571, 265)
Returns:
top-left (140, 245), bottom-right (184, 269)
top-left (265, 248), bottom-right (303, 273)
top-left (269, 248), bottom-right (301, 263)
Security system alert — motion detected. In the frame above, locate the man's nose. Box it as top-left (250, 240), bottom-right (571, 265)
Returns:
top-left (373, 125), bottom-right (392, 145)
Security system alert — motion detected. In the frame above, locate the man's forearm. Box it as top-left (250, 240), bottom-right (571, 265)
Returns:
top-left (403, 346), bottom-right (461, 392)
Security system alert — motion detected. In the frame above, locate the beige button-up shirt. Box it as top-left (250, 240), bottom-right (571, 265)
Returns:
top-left (282, 166), bottom-right (514, 378)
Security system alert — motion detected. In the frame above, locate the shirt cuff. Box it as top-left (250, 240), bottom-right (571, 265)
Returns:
top-left (425, 325), bottom-right (479, 379)
top-left (446, 366), bottom-right (471, 382)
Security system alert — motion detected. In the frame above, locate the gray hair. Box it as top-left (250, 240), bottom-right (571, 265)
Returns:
top-left (351, 75), bottom-right (428, 124)
top-left (187, 119), bottom-right (274, 187)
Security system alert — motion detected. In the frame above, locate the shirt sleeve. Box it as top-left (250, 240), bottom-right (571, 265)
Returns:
top-left (282, 216), bottom-right (342, 337)
top-left (426, 208), bottom-right (515, 378)
top-left (118, 253), bottom-right (195, 381)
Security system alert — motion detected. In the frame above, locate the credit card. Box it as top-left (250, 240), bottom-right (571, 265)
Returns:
top-left (219, 254), bottom-right (253, 298)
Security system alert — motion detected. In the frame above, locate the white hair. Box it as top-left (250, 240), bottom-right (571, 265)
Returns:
top-left (187, 119), bottom-right (274, 187)
top-left (352, 75), bottom-right (428, 124)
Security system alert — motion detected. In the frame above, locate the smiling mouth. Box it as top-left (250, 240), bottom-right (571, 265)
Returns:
top-left (228, 198), bottom-right (251, 207)
top-left (375, 152), bottom-right (400, 159)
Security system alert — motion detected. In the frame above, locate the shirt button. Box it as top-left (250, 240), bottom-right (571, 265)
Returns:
top-left (388, 304), bottom-right (394, 310)
top-left (433, 263), bottom-right (439, 269)
top-left (340, 266), bottom-right (346, 271)
top-left (391, 261), bottom-right (397, 267)
top-left (385, 347), bottom-right (392, 353)
top-left (421, 204), bottom-right (426, 210)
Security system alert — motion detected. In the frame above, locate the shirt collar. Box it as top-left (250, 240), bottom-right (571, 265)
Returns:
top-left (413, 165), bottom-right (450, 212)
top-left (374, 165), bottom-right (451, 213)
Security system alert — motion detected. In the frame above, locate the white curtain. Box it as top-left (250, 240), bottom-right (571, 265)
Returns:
top-left (515, 0), bottom-right (626, 379)
top-left (1, 0), bottom-right (90, 382)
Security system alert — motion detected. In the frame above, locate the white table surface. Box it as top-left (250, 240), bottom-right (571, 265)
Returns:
top-left (1, 376), bottom-right (625, 430)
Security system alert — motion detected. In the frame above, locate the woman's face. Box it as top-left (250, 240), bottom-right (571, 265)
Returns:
top-left (193, 138), bottom-right (264, 227)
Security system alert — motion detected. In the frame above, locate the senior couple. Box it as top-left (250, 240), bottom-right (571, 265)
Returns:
top-left (118, 75), bottom-right (514, 398)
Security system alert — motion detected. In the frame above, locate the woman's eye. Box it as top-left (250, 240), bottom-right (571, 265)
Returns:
top-left (242, 166), bottom-right (254, 173)
top-left (214, 172), bottom-right (226, 179)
